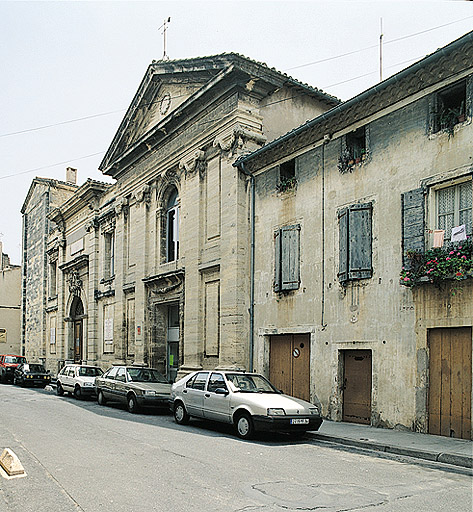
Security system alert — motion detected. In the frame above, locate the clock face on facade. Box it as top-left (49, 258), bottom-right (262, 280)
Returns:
top-left (160, 93), bottom-right (171, 115)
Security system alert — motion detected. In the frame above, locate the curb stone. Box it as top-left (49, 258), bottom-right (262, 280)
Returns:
top-left (307, 432), bottom-right (473, 469)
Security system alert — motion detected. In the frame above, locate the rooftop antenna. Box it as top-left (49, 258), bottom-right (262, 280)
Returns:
top-left (379, 17), bottom-right (384, 82)
top-left (159, 17), bottom-right (171, 61)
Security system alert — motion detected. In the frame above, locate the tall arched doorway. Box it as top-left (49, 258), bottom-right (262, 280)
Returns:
top-left (70, 296), bottom-right (84, 363)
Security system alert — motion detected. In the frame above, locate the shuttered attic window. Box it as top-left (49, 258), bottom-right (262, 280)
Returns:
top-left (338, 203), bottom-right (373, 283)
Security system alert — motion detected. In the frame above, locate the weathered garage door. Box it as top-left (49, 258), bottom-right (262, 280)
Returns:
top-left (342, 350), bottom-right (372, 425)
top-left (269, 334), bottom-right (310, 402)
top-left (428, 327), bottom-right (472, 440)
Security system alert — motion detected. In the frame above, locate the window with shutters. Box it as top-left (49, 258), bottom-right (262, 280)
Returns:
top-left (338, 203), bottom-right (372, 283)
top-left (274, 224), bottom-right (300, 292)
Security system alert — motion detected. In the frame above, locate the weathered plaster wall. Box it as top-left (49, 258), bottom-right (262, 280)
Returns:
top-left (252, 75), bottom-right (473, 431)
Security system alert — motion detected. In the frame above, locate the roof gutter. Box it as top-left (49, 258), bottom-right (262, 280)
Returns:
top-left (236, 30), bottom-right (473, 167)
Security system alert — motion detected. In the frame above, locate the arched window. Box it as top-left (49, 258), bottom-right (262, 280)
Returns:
top-left (166, 188), bottom-right (179, 262)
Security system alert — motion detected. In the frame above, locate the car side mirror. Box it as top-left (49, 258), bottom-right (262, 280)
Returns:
top-left (215, 387), bottom-right (229, 396)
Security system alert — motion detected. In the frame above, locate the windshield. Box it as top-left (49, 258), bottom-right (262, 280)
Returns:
top-left (5, 356), bottom-right (26, 364)
top-left (25, 364), bottom-right (46, 373)
top-left (127, 368), bottom-right (168, 384)
top-left (78, 367), bottom-right (103, 377)
top-left (225, 374), bottom-right (280, 393)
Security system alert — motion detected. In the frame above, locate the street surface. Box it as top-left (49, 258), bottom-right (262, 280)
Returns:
top-left (0, 384), bottom-right (471, 512)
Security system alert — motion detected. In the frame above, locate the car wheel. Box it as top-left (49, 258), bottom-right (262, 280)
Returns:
top-left (127, 394), bottom-right (139, 414)
top-left (235, 412), bottom-right (254, 440)
top-left (97, 390), bottom-right (107, 406)
top-left (74, 385), bottom-right (82, 399)
top-left (56, 382), bottom-right (65, 396)
top-left (174, 402), bottom-right (190, 425)
top-left (13, 377), bottom-right (18, 386)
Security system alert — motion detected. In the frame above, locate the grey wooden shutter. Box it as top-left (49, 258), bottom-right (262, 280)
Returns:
top-left (401, 188), bottom-right (425, 265)
top-left (338, 208), bottom-right (349, 282)
top-left (274, 229), bottom-right (281, 292)
top-left (348, 203), bottom-right (372, 280)
top-left (281, 225), bottom-right (300, 290)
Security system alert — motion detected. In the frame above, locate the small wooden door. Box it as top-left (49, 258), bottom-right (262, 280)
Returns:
top-left (342, 350), bottom-right (372, 424)
top-left (74, 321), bottom-right (82, 363)
top-left (428, 328), bottom-right (472, 440)
top-left (269, 334), bottom-right (310, 402)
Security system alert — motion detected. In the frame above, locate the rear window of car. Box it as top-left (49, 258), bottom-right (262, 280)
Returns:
top-left (5, 356), bottom-right (26, 364)
top-left (127, 368), bottom-right (167, 383)
top-left (78, 367), bottom-right (103, 377)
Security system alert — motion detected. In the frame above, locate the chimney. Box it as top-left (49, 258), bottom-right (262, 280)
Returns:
top-left (66, 167), bottom-right (77, 185)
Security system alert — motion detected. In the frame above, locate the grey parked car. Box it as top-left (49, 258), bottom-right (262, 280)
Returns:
top-left (95, 366), bottom-right (172, 413)
top-left (170, 370), bottom-right (323, 439)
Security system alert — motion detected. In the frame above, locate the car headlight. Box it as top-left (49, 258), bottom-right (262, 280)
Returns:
top-left (267, 408), bottom-right (286, 416)
top-left (144, 390), bottom-right (157, 396)
top-left (309, 408), bottom-right (319, 415)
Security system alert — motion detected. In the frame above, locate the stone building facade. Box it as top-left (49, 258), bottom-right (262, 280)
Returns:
top-left (21, 174), bottom-right (79, 364)
top-left (236, 32), bottom-right (473, 439)
top-left (23, 55), bottom-right (338, 379)
top-left (0, 243), bottom-right (21, 355)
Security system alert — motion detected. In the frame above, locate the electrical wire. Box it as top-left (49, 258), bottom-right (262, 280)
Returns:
top-left (0, 153), bottom-right (104, 181)
top-left (1, 17), bottom-right (471, 139)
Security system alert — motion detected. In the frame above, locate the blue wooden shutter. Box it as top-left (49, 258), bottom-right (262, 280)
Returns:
top-left (348, 203), bottom-right (372, 280)
top-left (401, 188), bottom-right (425, 266)
top-left (281, 225), bottom-right (300, 291)
top-left (338, 208), bottom-right (348, 282)
top-left (274, 229), bottom-right (281, 292)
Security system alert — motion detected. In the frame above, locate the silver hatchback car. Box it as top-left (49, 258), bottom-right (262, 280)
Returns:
top-left (171, 370), bottom-right (322, 439)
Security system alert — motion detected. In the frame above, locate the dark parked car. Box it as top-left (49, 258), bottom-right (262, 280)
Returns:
top-left (13, 363), bottom-right (51, 388)
top-left (95, 366), bottom-right (172, 413)
top-left (0, 354), bottom-right (27, 383)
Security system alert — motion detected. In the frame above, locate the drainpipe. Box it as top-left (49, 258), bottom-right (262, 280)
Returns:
top-left (238, 161), bottom-right (255, 372)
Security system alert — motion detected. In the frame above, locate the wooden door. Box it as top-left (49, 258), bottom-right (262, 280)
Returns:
top-left (74, 321), bottom-right (82, 363)
top-left (269, 334), bottom-right (310, 402)
top-left (428, 328), bottom-right (472, 440)
top-left (342, 350), bottom-right (372, 424)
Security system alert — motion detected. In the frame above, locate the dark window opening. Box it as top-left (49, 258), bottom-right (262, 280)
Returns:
top-left (277, 159), bottom-right (297, 192)
top-left (166, 188), bottom-right (179, 263)
top-left (346, 127), bottom-right (366, 160)
top-left (434, 80), bottom-right (466, 134)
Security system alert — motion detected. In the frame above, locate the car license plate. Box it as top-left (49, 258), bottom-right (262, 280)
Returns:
top-left (290, 418), bottom-right (309, 425)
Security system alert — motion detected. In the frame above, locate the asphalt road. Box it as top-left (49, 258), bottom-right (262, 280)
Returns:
top-left (0, 384), bottom-right (471, 512)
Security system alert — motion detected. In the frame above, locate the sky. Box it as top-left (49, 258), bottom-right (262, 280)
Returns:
top-left (0, 1), bottom-right (472, 265)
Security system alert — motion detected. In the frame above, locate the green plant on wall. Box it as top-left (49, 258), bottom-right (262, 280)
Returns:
top-left (400, 238), bottom-right (473, 288)
top-left (438, 102), bottom-right (465, 138)
top-left (337, 148), bottom-right (354, 174)
top-left (276, 176), bottom-right (297, 193)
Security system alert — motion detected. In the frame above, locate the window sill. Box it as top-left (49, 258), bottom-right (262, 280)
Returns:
top-left (100, 275), bottom-right (115, 285)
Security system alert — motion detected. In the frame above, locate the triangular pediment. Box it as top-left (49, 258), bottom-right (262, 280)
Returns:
top-left (100, 61), bottom-right (230, 174)
top-left (100, 54), bottom-right (340, 177)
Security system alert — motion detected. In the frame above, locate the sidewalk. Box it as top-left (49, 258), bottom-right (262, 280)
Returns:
top-left (308, 420), bottom-right (473, 469)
